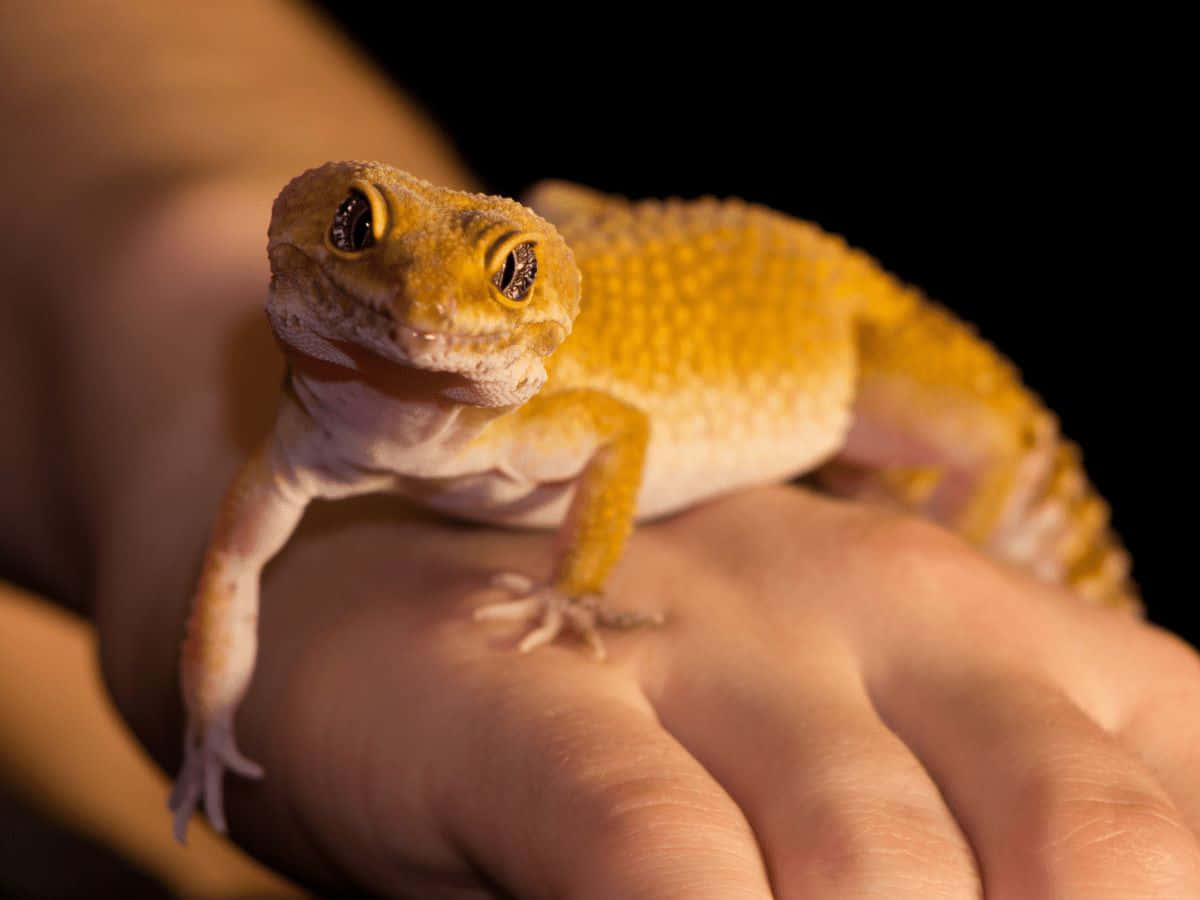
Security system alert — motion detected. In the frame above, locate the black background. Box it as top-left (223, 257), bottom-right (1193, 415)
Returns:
top-left (313, 7), bottom-right (1187, 643)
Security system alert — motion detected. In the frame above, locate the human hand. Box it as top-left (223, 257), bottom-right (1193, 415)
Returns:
top-left (111, 484), bottom-right (1200, 898)
top-left (7, 4), bottom-right (1191, 893)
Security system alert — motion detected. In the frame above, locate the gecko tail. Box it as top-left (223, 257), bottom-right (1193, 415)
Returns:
top-left (810, 267), bottom-right (1140, 612)
top-left (817, 420), bottom-right (1140, 611)
top-left (986, 436), bottom-right (1140, 611)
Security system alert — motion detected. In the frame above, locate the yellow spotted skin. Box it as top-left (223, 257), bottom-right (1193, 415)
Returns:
top-left (514, 180), bottom-right (1137, 610)
top-left (537, 189), bottom-right (859, 512)
top-left (546, 194), bottom-right (855, 399)
top-left (496, 187), bottom-right (858, 600)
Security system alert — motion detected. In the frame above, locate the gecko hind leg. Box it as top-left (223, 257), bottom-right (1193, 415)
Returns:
top-left (475, 573), bottom-right (663, 661)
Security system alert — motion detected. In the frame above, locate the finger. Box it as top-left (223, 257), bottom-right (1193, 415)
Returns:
top-left (433, 657), bottom-right (775, 900)
top-left (1110, 627), bottom-right (1200, 833)
top-left (651, 630), bottom-right (980, 899)
top-left (875, 663), bottom-right (1200, 900)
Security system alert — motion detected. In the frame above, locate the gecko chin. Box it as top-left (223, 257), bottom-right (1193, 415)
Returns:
top-left (270, 311), bottom-right (552, 406)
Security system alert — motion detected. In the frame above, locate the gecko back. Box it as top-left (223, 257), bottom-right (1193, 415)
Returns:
top-left (527, 181), bottom-right (1139, 610)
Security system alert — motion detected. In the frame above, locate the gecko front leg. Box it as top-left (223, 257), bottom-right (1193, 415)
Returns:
top-left (170, 437), bottom-right (310, 842)
top-left (473, 389), bottom-right (662, 660)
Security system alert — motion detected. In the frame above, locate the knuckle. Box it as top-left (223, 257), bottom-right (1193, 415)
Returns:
top-left (1140, 626), bottom-right (1200, 681)
top-left (579, 766), bottom-right (735, 844)
top-left (558, 766), bottom-right (768, 895)
top-left (782, 752), bottom-right (978, 896)
top-left (1041, 790), bottom-right (1200, 892)
top-left (856, 512), bottom-right (967, 571)
top-left (850, 512), bottom-right (982, 598)
top-left (514, 709), bottom-right (755, 853)
top-left (796, 795), bottom-right (978, 897)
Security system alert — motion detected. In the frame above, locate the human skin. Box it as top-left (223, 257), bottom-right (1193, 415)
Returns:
top-left (3, 3), bottom-right (1200, 898)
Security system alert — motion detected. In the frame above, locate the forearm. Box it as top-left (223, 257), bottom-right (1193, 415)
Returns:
top-left (0, 0), bottom-right (471, 741)
top-left (0, 1), bottom-right (472, 589)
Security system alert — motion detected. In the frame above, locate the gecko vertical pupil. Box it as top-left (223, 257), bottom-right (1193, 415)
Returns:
top-left (498, 253), bottom-right (516, 290)
top-left (329, 190), bottom-right (374, 252)
top-left (493, 241), bottom-right (537, 302)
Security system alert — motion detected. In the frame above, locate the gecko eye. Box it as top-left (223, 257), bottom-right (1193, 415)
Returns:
top-left (492, 241), bottom-right (537, 302)
top-left (329, 190), bottom-right (374, 252)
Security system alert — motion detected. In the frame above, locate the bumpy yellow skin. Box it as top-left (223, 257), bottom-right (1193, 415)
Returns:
top-left (516, 179), bottom-right (1134, 608)
top-left (170, 161), bottom-right (1136, 842)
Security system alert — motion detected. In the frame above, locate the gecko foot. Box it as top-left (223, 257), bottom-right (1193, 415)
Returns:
top-left (168, 712), bottom-right (263, 843)
top-left (474, 573), bottom-right (664, 661)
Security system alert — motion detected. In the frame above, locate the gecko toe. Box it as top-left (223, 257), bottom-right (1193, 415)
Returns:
top-left (491, 571), bottom-right (535, 593)
top-left (517, 600), bottom-right (566, 652)
top-left (205, 757), bottom-right (227, 834)
top-left (169, 774), bottom-right (201, 844)
top-left (215, 731), bottom-right (265, 779)
top-left (597, 608), bottom-right (665, 629)
top-left (561, 600), bottom-right (607, 660)
top-left (474, 596), bottom-right (544, 622)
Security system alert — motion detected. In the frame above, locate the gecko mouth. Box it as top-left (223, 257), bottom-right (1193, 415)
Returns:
top-left (324, 278), bottom-right (567, 382)
top-left (326, 273), bottom-right (568, 373)
top-left (390, 319), bottom-right (523, 357)
top-left (314, 265), bottom-right (539, 364)
top-left (390, 318), bottom-right (568, 383)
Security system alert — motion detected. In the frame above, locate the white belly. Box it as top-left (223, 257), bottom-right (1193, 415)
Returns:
top-left (287, 364), bottom-right (854, 530)
top-left (408, 392), bottom-right (853, 529)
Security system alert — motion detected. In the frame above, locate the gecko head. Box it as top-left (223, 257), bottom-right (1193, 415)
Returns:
top-left (265, 161), bottom-right (580, 405)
